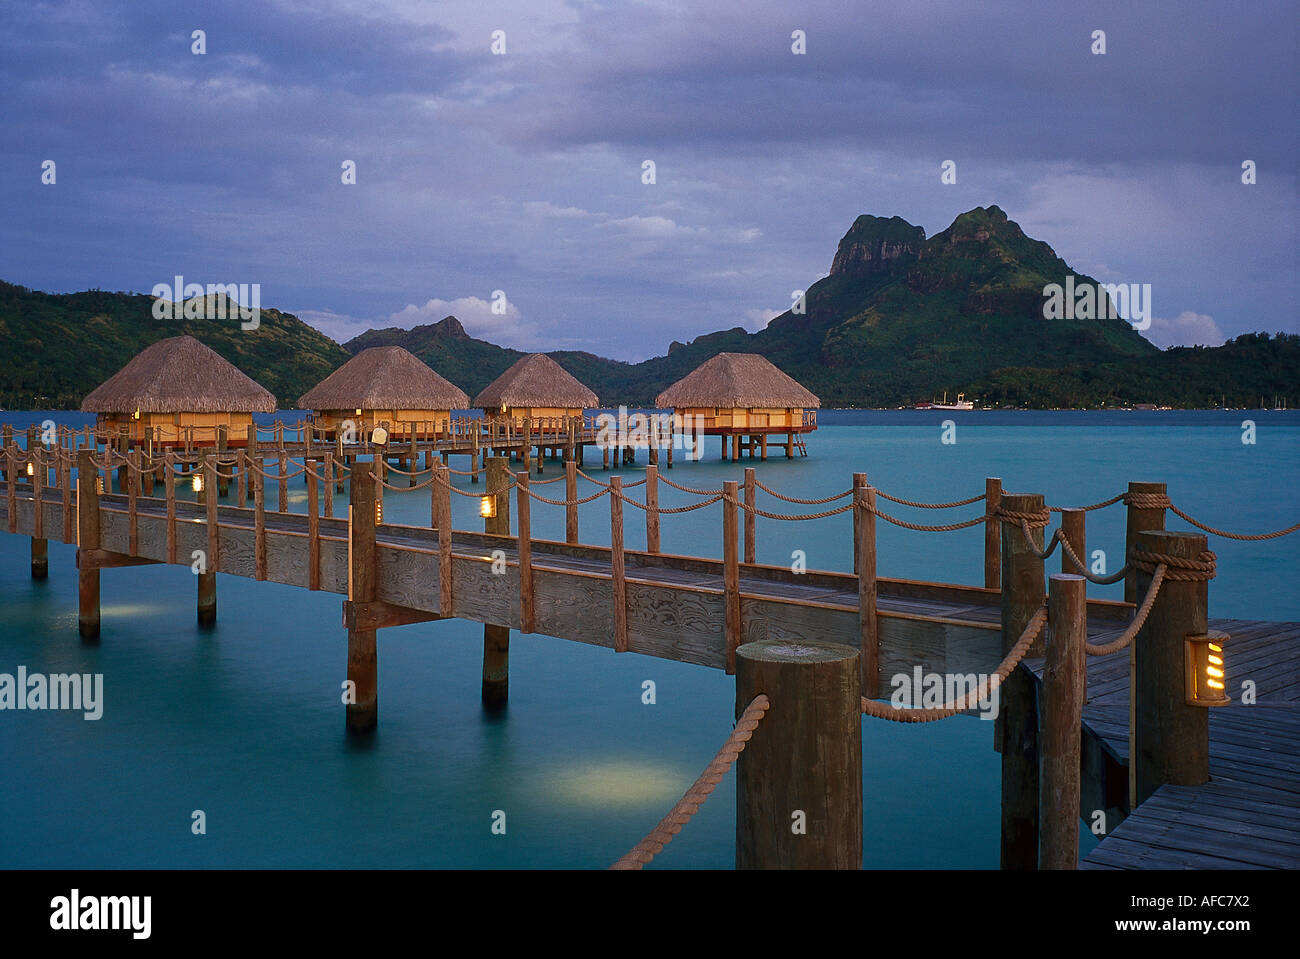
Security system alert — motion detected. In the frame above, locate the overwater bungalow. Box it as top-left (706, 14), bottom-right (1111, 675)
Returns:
top-left (655, 352), bottom-right (820, 460)
top-left (298, 346), bottom-right (469, 442)
top-left (472, 353), bottom-right (598, 431)
top-left (80, 335), bottom-right (275, 449)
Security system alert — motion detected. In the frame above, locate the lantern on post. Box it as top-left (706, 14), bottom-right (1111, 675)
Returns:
top-left (1185, 630), bottom-right (1230, 706)
top-left (480, 495), bottom-right (496, 519)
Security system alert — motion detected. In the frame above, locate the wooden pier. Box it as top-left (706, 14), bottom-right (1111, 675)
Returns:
top-left (1, 432), bottom-right (1297, 870)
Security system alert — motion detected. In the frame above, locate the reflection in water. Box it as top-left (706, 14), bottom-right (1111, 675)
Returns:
top-left (544, 760), bottom-right (690, 806)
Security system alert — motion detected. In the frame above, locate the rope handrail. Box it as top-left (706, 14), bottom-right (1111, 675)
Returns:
top-left (874, 488), bottom-right (986, 510)
top-left (524, 485), bottom-right (610, 507)
top-left (657, 474), bottom-right (724, 496)
top-left (869, 503), bottom-right (986, 532)
top-left (610, 694), bottom-right (770, 870)
top-left (861, 605), bottom-right (1048, 723)
top-left (616, 489), bottom-right (725, 514)
top-left (1057, 532), bottom-right (1129, 585)
top-left (1049, 493), bottom-right (1125, 513)
top-left (1168, 504), bottom-right (1300, 541)
top-left (753, 479), bottom-right (853, 505)
top-left (1085, 565), bottom-right (1165, 656)
top-left (718, 493), bottom-right (855, 522)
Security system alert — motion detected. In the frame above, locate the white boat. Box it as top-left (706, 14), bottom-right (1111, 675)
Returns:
top-left (930, 392), bottom-right (974, 411)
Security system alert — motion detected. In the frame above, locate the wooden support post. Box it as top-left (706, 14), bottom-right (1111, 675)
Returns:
top-left (1134, 530), bottom-right (1211, 804)
top-left (253, 458), bottom-right (266, 581)
top-left (164, 451), bottom-right (177, 564)
top-left (856, 483), bottom-right (877, 697)
top-left (1060, 508), bottom-right (1085, 576)
top-left (602, 444), bottom-right (610, 470)
top-left (522, 416), bottom-right (531, 475)
top-left (31, 446), bottom-right (47, 578)
top-left (346, 460), bottom-right (378, 733)
top-left (277, 451), bottom-right (288, 513)
top-left (61, 448), bottom-right (73, 543)
top-left (1040, 573), bottom-right (1085, 870)
top-left (723, 479), bottom-right (740, 674)
top-left (142, 451), bottom-right (155, 496)
top-left (735, 640), bottom-right (862, 869)
top-left (236, 449), bottom-right (247, 506)
top-left (196, 456), bottom-right (218, 627)
top-left (610, 475), bottom-right (628, 653)
top-left (483, 456), bottom-right (511, 710)
top-left (851, 471), bottom-right (867, 574)
top-left (1123, 480), bottom-right (1166, 811)
top-left (76, 450), bottom-right (100, 640)
top-left (565, 460), bottom-right (579, 544)
top-left (126, 449), bottom-right (139, 555)
top-left (323, 452), bottom-right (335, 519)
top-left (307, 462), bottom-right (320, 591)
top-left (4, 447), bottom-right (15, 535)
top-left (984, 477), bottom-right (1002, 590)
top-left (516, 471), bottom-right (534, 633)
top-left (435, 464), bottom-right (453, 617)
top-left (216, 426), bottom-right (229, 496)
top-left (743, 467), bottom-right (756, 564)
top-left (31, 536), bottom-right (48, 579)
top-left (644, 464), bottom-right (660, 553)
top-left (998, 492), bottom-right (1047, 870)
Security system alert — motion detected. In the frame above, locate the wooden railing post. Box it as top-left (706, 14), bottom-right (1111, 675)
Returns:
top-left (198, 454), bottom-right (218, 627)
top-left (1060, 508), bottom-right (1085, 576)
top-left (1040, 573), bottom-right (1085, 869)
top-left (31, 447), bottom-right (47, 579)
top-left (565, 460), bottom-right (579, 544)
top-left (1124, 482), bottom-right (1167, 604)
top-left (855, 480), bottom-right (877, 697)
top-left (1134, 530), bottom-right (1212, 804)
top-left (482, 456), bottom-right (511, 709)
top-left (435, 464), bottom-right (453, 617)
top-left (76, 449), bottom-right (100, 640)
top-left (516, 471), bottom-right (534, 634)
top-left (723, 480), bottom-right (740, 674)
top-left (852, 471), bottom-right (867, 574)
top-left (610, 475), bottom-right (628, 653)
top-left (998, 491), bottom-right (1046, 870)
top-left (278, 451), bottom-right (288, 513)
top-left (743, 467), bottom-right (756, 564)
top-left (735, 639), bottom-right (861, 868)
top-left (984, 477), bottom-right (1002, 589)
top-left (307, 459), bottom-right (320, 591)
top-left (253, 456), bottom-right (266, 581)
top-left (645, 464), bottom-right (660, 553)
top-left (346, 459), bottom-right (378, 732)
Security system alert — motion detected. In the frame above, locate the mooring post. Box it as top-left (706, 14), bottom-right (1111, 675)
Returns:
top-left (743, 467), bottom-right (756, 564)
top-left (644, 464), bottom-right (660, 553)
top-left (851, 471), bottom-right (867, 574)
top-left (998, 491), bottom-right (1046, 870)
top-left (346, 459), bottom-right (379, 733)
top-left (855, 480), bottom-right (877, 697)
top-left (1134, 529), bottom-right (1212, 804)
top-left (735, 639), bottom-right (862, 869)
top-left (31, 444), bottom-right (48, 579)
top-left (1060, 507), bottom-right (1085, 577)
top-left (984, 477), bottom-right (1002, 589)
top-left (76, 449), bottom-right (101, 640)
top-left (197, 456), bottom-right (217, 627)
top-left (723, 480), bottom-right (740, 674)
top-left (216, 426), bottom-right (230, 497)
top-left (482, 456), bottom-right (511, 710)
top-left (565, 459), bottom-right (579, 544)
top-left (1040, 573), bottom-right (1085, 869)
top-left (1123, 480), bottom-right (1167, 810)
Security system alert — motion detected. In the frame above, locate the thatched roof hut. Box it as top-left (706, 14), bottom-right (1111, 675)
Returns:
top-left (298, 347), bottom-right (469, 412)
top-left (473, 354), bottom-right (599, 415)
top-left (81, 335), bottom-right (276, 413)
top-left (655, 353), bottom-right (820, 410)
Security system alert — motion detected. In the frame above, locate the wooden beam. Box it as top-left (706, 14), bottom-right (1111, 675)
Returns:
top-left (76, 547), bottom-right (162, 570)
top-left (342, 599), bottom-right (445, 631)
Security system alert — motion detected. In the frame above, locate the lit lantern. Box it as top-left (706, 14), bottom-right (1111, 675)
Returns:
top-left (95, 476), bottom-right (104, 494)
top-left (132, 408), bottom-right (140, 420)
top-left (375, 501), bottom-right (383, 524)
top-left (1185, 630), bottom-right (1230, 706)
top-left (355, 409), bottom-right (362, 416)
top-left (372, 427), bottom-right (388, 446)
top-left (192, 473), bottom-right (204, 494)
top-left (480, 495), bottom-right (496, 518)
top-left (26, 461), bottom-right (34, 476)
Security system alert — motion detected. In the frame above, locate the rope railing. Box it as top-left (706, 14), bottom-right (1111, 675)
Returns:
top-left (1168, 504), bottom-right (1300, 541)
top-left (753, 479), bottom-right (852, 505)
top-left (873, 489), bottom-right (986, 510)
top-left (610, 694), bottom-right (770, 870)
top-left (861, 605), bottom-right (1048, 723)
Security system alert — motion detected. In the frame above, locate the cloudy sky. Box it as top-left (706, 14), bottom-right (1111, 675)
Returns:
top-left (2, 0), bottom-right (1294, 360)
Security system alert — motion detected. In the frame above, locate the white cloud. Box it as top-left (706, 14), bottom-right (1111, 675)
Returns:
top-left (1146, 311), bottom-right (1225, 349)
top-left (744, 307), bottom-right (781, 330)
top-left (294, 295), bottom-right (542, 350)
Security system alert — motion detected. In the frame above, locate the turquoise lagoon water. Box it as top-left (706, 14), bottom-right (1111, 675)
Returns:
top-left (0, 410), bottom-right (1296, 868)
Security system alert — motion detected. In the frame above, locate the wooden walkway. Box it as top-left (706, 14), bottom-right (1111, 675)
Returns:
top-left (1026, 618), bottom-right (1300, 869)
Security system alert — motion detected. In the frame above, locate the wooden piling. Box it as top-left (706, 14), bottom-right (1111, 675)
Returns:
top-left (735, 639), bottom-right (862, 869)
top-left (32, 446), bottom-right (47, 579)
top-left (482, 456), bottom-right (511, 710)
top-left (852, 471), bottom-right (867, 574)
top-left (856, 482), bottom-right (877, 697)
top-left (516, 471), bottom-right (534, 634)
top-left (1040, 573), bottom-right (1085, 869)
top-left (435, 464), bottom-right (453, 616)
top-left (984, 477), bottom-right (1002, 590)
top-left (998, 491), bottom-right (1046, 870)
top-left (743, 468), bottom-right (756, 564)
top-left (253, 457), bottom-right (266, 581)
top-left (76, 449), bottom-right (100, 640)
top-left (565, 460), bottom-right (579, 544)
top-left (610, 475), bottom-right (628, 653)
top-left (723, 480), bottom-right (740, 674)
top-left (278, 452), bottom-right (288, 513)
top-left (645, 465), bottom-right (660, 553)
top-left (307, 462), bottom-right (320, 591)
top-left (346, 460), bottom-right (379, 732)
top-left (1134, 530), bottom-right (1211, 804)
top-left (1124, 482), bottom-right (1167, 604)
top-left (1060, 508), bottom-right (1085, 576)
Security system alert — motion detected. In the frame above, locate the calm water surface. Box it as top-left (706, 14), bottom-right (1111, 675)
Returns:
top-left (1, 410), bottom-right (1296, 868)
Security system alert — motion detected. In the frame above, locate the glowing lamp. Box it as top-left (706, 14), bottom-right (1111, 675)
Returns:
top-left (192, 473), bottom-right (204, 494)
top-left (372, 427), bottom-right (388, 446)
top-left (132, 408), bottom-right (140, 420)
top-left (95, 476), bottom-right (104, 494)
top-left (500, 404), bottom-right (507, 414)
top-left (1185, 630), bottom-right (1230, 706)
top-left (480, 495), bottom-right (496, 518)
top-left (375, 501), bottom-right (383, 524)
top-left (355, 409), bottom-right (362, 416)
top-left (26, 461), bottom-right (34, 476)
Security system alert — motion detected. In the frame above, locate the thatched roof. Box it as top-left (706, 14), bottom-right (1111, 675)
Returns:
top-left (81, 335), bottom-right (276, 413)
top-left (655, 353), bottom-right (821, 409)
top-left (297, 347), bottom-right (469, 411)
top-left (472, 353), bottom-right (599, 409)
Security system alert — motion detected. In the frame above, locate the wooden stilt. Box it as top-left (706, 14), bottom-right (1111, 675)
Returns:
top-left (482, 456), bottom-right (511, 710)
top-left (735, 639), bottom-right (861, 869)
top-left (998, 492), bottom-right (1046, 870)
top-left (856, 482), bottom-right (877, 697)
top-left (76, 450), bottom-right (100, 640)
top-left (610, 475), bottom-right (627, 653)
top-left (723, 480), bottom-right (740, 673)
top-left (346, 460), bottom-right (379, 733)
